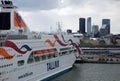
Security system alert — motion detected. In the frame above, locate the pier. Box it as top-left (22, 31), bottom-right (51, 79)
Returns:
top-left (75, 47), bottom-right (120, 64)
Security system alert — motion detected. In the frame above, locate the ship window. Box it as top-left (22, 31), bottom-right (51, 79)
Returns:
top-left (18, 60), bottom-right (24, 66)
top-left (0, 12), bottom-right (11, 30)
top-left (47, 53), bottom-right (55, 59)
top-left (34, 56), bottom-right (40, 62)
top-left (53, 53), bottom-right (57, 57)
top-left (27, 53), bottom-right (34, 64)
top-left (59, 52), bottom-right (62, 56)
top-left (62, 51), bottom-right (68, 55)
top-left (69, 50), bottom-right (74, 54)
top-left (47, 54), bottom-right (52, 59)
top-left (41, 55), bottom-right (46, 60)
top-left (54, 52), bottom-right (58, 57)
top-left (27, 58), bottom-right (34, 64)
top-left (74, 49), bottom-right (77, 53)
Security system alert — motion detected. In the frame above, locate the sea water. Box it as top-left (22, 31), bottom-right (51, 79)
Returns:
top-left (50, 63), bottom-right (120, 81)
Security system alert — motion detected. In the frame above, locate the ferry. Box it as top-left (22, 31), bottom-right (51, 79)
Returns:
top-left (0, 1), bottom-right (80, 81)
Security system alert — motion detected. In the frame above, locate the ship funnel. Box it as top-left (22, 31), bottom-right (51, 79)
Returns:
top-left (0, 0), bottom-right (17, 9)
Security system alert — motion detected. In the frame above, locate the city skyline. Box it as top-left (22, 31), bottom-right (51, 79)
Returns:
top-left (12, 0), bottom-right (120, 34)
top-left (78, 17), bottom-right (111, 37)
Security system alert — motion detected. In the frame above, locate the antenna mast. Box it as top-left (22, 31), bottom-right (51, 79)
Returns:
top-left (57, 22), bottom-right (62, 34)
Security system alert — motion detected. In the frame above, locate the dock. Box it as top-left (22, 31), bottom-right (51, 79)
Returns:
top-left (75, 47), bottom-right (120, 64)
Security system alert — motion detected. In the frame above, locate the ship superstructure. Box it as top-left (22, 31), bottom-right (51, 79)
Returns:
top-left (0, 1), bottom-right (80, 81)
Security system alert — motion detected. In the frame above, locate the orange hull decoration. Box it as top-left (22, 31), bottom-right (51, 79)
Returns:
top-left (0, 48), bottom-right (15, 60)
top-left (45, 39), bottom-right (56, 47)
top-left (14, 11), bottom-right (26, 28)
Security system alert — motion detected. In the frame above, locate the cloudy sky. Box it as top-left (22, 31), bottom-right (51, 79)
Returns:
top-left (12, 0), bottom-right (120, 34)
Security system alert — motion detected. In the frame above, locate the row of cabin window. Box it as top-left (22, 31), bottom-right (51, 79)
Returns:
top-left (60, 47), bottom-right (71, 51)
top-left (28, 53), bottom-right (57, 64)
top-left (15, 41), bottom-right (45, 45)
top-left (84, 51), bottom-right (108, 54)
top-left (59, 49), bottom-right (77, 56)
top-left (0, 63), bottom-right (13, 69)
top-left (17, 49), bottom-right (77, 66)
top-left (17, 53), bottom-right (58, 66)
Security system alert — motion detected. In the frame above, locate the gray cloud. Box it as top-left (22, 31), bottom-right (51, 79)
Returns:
top-left (13, 0), bottom-right (60, 11)
top-left (12, 0), bottom-right (120, 34)
top-left (12, 0), bottom-right (120, 11)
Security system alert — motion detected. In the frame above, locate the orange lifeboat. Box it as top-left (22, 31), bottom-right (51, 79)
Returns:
top-left (34, 49), bottom-right (55, 55)
top-left (41, 50), bottom-right (49, 54)
top-left (34, 50), bottom-right (43, 55)
top-left (47, 49), bottom-right (55, 52)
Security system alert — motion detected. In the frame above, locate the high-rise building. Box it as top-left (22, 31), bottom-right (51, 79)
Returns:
top-left (87, 17), bottom-right (91, 35)
top-left (92, 25), bottom-right (99, 37)
top-left (102, 19), bottom-right (110, 35)
top-left (100, 24), bottom-right (109, 36)
top-left (79, 18), bottom-right (85, 34)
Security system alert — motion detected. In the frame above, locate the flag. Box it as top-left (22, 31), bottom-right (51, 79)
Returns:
top-left (14, 11), bottom-right (26, 28)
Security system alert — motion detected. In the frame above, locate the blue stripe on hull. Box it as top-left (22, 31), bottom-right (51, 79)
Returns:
top-left (41, 67), bottom-right (72, 81)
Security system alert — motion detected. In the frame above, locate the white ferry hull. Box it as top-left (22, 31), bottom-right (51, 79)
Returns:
top-left (0, 36), bottom-right (79, 81)
top-left (28, 54), bottom-right (76, 81)
top-left (0, 50), bottom-right (76, 81)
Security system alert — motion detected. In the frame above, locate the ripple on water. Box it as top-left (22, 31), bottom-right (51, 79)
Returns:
top-left (50, 63), bottom-right (120, 81)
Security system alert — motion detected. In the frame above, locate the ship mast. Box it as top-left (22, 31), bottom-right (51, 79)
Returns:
top-left (57, 22), bottom-right (62, 34)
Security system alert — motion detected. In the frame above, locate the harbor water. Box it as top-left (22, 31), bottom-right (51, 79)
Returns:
top-left (50, 63), bottom-right (120, 81)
